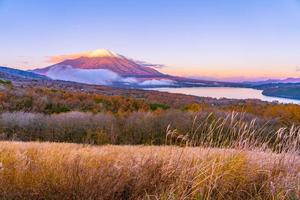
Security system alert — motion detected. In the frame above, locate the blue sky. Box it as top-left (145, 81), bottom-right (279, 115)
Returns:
top-left (1, 0), bottom-right (300, 80)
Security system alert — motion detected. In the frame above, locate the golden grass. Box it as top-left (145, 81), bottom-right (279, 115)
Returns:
top-left (0, 141), bottom-right (299, 200)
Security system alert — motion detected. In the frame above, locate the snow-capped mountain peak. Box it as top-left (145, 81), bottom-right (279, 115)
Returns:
top-left (30, 49), bottom-right (227, 88)
top-left (33, 49), bottom-right (165, 77)
top-left (87, 49), bottom-right (120, 58)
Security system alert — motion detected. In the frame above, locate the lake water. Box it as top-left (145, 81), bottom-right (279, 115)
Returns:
top-left (149, 87), bottom-right (300, 104)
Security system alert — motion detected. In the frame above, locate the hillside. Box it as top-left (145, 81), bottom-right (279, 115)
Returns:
top-left (242, 81), bottom-right (300, 100)
top-left (262, 86), bottom-right (300, 100)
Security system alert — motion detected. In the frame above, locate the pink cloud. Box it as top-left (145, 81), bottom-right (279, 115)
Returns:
top-left (46, 52), bottom-right (89, 63)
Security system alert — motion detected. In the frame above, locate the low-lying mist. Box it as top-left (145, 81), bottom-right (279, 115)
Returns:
top-left (44, 65), bottom-right (176, 86)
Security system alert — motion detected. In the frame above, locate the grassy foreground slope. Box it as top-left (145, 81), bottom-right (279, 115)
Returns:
top-left (0, 142), bottom-right (299, 200)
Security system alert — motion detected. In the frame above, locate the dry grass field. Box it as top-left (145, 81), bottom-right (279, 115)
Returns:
top-left (0, 142), bottom-right (299, 200)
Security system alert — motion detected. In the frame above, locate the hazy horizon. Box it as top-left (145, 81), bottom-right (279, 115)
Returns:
top-left (1, 0), bottom-right (300, 81)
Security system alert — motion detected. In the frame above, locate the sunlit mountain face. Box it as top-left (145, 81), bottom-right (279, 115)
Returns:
top-left (31, 49), bottom-right (174, 87)
top-left (38, 49), bottom-right (165, 77)
top-left (31, 49), bottom-right (234, 87)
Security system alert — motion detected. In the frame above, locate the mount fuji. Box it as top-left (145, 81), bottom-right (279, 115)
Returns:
top-left (31, 49), bottom-right (233, 87)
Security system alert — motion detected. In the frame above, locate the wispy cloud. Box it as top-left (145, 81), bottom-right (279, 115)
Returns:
top-left (46, 49), bottom-right (119, 63)
top-left (133, 60), bottom-right (168, 69)
top-left (138, 79), bottom-right (175, 86)
top-left (46, 52), bottom-right (92, 63)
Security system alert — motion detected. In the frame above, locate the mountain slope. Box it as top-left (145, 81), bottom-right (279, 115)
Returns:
top-left (33, 49), bottom-right (165, 78)
top-left (31, 49), bottom-right (240, 87)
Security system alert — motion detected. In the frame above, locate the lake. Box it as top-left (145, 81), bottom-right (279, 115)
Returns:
top-left (148, 87), bottom-right (300, 104)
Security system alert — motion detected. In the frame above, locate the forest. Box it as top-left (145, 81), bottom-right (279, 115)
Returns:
top-left (0, 84), bottom-right (300, 148)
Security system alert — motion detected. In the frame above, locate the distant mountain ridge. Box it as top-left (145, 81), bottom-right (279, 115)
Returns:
top-left (0, 66), bottom-right (49, 81)
top-left (244, 77), bottom-right (300, 86)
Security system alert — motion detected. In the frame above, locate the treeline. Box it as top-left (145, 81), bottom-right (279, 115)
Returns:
top-left (0, 87), bottom-right (167, 114)
top-left (1, 87), bottom-right (300, 125)
top-left (1, 110), bottom-right (298, 151)
top-left (219, 102), bottom-right (300, 125)
top-left (0, 111), bottom-right (196, 145)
